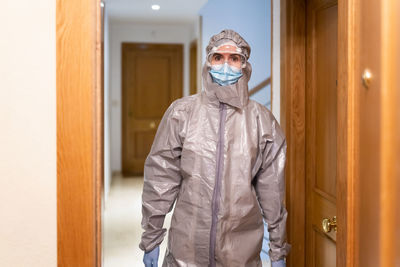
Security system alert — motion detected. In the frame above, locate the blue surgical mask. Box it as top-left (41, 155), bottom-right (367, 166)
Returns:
top-left (209, 63), bottom-right (243, 86)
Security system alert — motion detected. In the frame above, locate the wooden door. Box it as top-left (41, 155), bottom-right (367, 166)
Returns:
top-left (305, 0), bottom-right (338, 266)
top-left (121, 43), bottom-right (183, 176)
top-left (282, 0), bottom-right (356, 265)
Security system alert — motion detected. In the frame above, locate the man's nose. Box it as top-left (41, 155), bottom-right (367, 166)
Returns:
top-left (222, 62), bottom-right (230, 72)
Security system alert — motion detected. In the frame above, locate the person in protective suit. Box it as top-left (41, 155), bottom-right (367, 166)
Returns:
top-left (139, 29), bottom-right (291, 267)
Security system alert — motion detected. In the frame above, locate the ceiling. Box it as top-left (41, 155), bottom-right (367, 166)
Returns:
top-left (106, 0), bottom-right (208, 23)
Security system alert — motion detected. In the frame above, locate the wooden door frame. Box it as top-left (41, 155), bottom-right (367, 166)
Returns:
top-left (357, 0), bottom-right (400, 265)
top-left (189, 39), bottom-right (198, 95)
top-left (281, 0), bottom-right (357, 266)
top-left (57, 0), bottom-right (103, 266)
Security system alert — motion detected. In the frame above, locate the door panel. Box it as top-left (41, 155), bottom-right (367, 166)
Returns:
top-left (132, 56), bottom-right (171, 118)
top-left (315, 231), bottom-right (336, 267)
top-left (122, 43), bottom-right (183, 176)
top-left (306, 0), bottom-right (338, 266)
top-left (315, 4), bottom-right (338, 200)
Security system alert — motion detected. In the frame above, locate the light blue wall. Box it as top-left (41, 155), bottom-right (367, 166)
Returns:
top-left (199, 0), bottom-right (271, 108)
top-left (199, 0), bottom-right (272, 262)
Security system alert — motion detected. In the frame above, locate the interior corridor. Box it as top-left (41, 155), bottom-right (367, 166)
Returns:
top-left (104, 175), bottom-right (172, 266)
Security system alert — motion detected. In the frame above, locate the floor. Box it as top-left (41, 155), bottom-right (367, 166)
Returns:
top-left (104, 174), bottom-right (172, 267)
top-left (104, 174), bottom-right (271, 267)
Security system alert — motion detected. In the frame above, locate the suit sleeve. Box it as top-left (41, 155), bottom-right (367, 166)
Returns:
top-left (139, 101), bottom-right (184, 252)
top-left (254, 113), bottom-right (291, 262)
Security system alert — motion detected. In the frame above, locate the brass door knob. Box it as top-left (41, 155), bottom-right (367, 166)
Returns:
top-left (322, 216), bottom-right (337, 233)
top-left (149, 121), bottom-right (156, 129)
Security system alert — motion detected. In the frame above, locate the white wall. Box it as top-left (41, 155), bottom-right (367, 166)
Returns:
top-left (0, 1), bottom-right (56, 266)
top-left (199, 0), bottom-right (271, 108)
top-left (109, 20), bottom-right (195, 173)
top-left (271, 0), bottom-right (281, 122)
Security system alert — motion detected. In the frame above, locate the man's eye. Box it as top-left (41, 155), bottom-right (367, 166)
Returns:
top-left (215, 56), bottom-right (222, 61)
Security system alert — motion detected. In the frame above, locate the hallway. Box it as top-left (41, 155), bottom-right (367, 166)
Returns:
top-left (104, 175), bottom-right (172, 267)
top-left (2, 0), bottom-right (400, 266)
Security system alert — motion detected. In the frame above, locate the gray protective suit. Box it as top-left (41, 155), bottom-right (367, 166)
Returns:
top-left (139, 29), bottom-right (291, 267)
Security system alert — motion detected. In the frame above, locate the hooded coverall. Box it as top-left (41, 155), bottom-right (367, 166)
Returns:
top-left (139, 29), bottom-right (291, 267)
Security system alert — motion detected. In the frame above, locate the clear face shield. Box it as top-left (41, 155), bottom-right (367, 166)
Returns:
top-left (206, 42), bottom-right (247, 71)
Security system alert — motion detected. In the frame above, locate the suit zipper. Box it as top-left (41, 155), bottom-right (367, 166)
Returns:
top-left (209, 102), bottom-right (226, 267)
